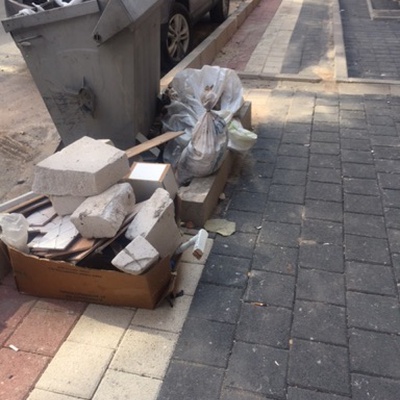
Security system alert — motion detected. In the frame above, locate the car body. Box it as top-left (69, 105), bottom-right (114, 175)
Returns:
top-left (3, 0), bottom-right (230, 68)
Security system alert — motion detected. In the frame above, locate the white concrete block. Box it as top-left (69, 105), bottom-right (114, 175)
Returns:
top-left (32, 136), bottom-right (130, 196)
top-left (126, 188), bottom-right (182, 258)
top-left (112, 235), bottom-right (159, 275)
top-left (71, 183), bottom-right (135, 239)
top-left (49, 195), bottom-right (86, 216)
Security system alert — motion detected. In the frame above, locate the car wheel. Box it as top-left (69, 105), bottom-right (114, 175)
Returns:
top-left (162, 3), bottom-right (192, 69)
top-left (210, 0), bottom-right (230, 23)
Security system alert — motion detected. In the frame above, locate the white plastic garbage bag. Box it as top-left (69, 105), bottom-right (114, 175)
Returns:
top-left (161, 66), bottom-right (245, 177)
top-left (175, 88), bottom-right (228, 185)
top-left (0, 213), bottom-right (29, 253)
top-left (227, 118), bottom-right (257, 153)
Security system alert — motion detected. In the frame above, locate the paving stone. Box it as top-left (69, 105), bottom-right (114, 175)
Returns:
top-left (312, 122), bottom-right (339, 133)
top-left (292, 300), bottom-right (347, 345)
top-left (288, 339), bottom-right (350, 396)
top-left (341, 138), bottom-right (371, 151)
top-left (201, 254), bottom-right (250, 288)
top-left (0, 348), bottom-right (49, 400)
top-left (278, 144), bottom-right (310, 158)
top-left (310, 142), bottom-right (340, 155)
top-left (340, 128), bottom-right (369, 140)
top-left (189, 283), bottom-right (242, 323)
top-left (93, 370), bottom-right (161, 400)
top-left (287, 386), bottom-right (350, 399)
top-left (158, 360), bottom-right (224, 400)
top-left (268, 184), bottom-right (305, 204)
top-left (259, 221), bottom-right (301, 247)
top-left (282, 132), bottom-right (310, 145)
top-left (375, 159), bottom-right (400, 174)
top-left (345, 234), bottom-right (391, 265)
top-left (28, 389), bottom-right (83, 400)
top-left (308, 167), bottom-right (341, 184)
top-left (346, 261), bottom-right (396, 296)
top-left (175, 262), bottom-right (204, 296)
top-left (240, 160), bottom-right (275, 179)
top-left (343, 178), bottom-right (380, 196)
top-left (173, 317), bottom-right (235, 367)
top-left (272, 169), bottom-right (307, 185)
top-left (351, 373), bottom-right (400, 400)
top-left (306, 181), bottom-right (342, 202)
top-left (225, 341), bottom-right (288, 398)
top-left (67, 304), bottom-right (133, 349)
top-left (388, 229), bottom-right (400, 254)
top-left (344, 212), bottom-right (386, 238)
top-left (378, 172), bottom-right (400, 189)
top-left (382, 189), bottom-right (400, 208)
top-left (275, 155), bottom-right (309, 170)
top-left (347, 291), bottom-right (400, 334)
top-left (384, 208), bottom-right (400, 229)
top-left (301, 219), bottom-right (343, 245)
top-left (245, 270), bottom-right (295, 308)
top-left (297, 268), bottom-right (345, 305)
top-left (342, 163), bottom-right (377, 179)
top-left (341, 149), bottom-right (374, 164)
top-left (299, 243), bottom-right (344, 273)
top-left (310, 154), bottom-right (341, 169)
top-left (252, 243), bottom-right (297, 275)
top-left (264, 202), bottom-right (304, 224)
top-left (344, 194), bottom-right (383, 215)
top-left (236, 303), bottom-right (291, 348)
top-left (36, 341), bottom-right (114, 399)
top-left (0, 286), bottom-right (36, 346)
top-left (212, 232), bottom-right (257, 258)
top-left (349, 329), bottom-right (400, 379)
top-left (131, 295), bottom-right (192, 333)
top-left (372, 146), bottom-right (400, 160)
top-left (5, 307), bottom-right (78, 357)
top-left (110, 326), bottom-right (177, 379)
top-left (311, 131), bottom-right (340, 143)
top-left (228, 191), bottom-right (269, 213)
top-left (225, 210), bottom-right (263, 233)
top-left (234, 175), bottom-right (271, 193)
top-left (220, 387), bottom-right (267, 400)
top-left (304, 200), bottom-right (343, 222)
top-left (393, 253), bottom-right (400, 283)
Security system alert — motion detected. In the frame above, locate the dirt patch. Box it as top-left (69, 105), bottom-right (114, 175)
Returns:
top-left (0, 50), bottom-right (60, 203)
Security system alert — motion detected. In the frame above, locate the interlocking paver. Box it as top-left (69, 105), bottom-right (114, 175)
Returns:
top-left (344, 212), bottom-right (386, 238)
top-left (292, 300), bottom-right (347, 345)
top-left (245, 270), bottom-right (296, 308)
top-left (158, 361), bottom-right (224, 400)
top-left (349, 329), bottom-right (400, 379)
top-left (344, 193), bottom-right (383, 215)
top-left (252, 243), bottom-right (297, 275)
top-left (301, 219), bottom-right (343, 245)
top-left (304, 199), bottom-right (343, 222)
top-left (287, 387), bottom-right (350, 400)
top-left (346, 261), bottom-right (397, 296)
top-left (288, 339), bottom-right (350, 395)
top-left (236, 302), bottom-right (291, 348)
top-left (297, 267), bottom-right (345, 305)
top-left (345, 234), bottom-right (391, 264)
top-left (268, 184), bottom-right (305, 204)
top-left (308, 167), bottom-right (341, 184)
top-left (299, 243), bottom-right (344, 273)
top-left (224, 341), bottom-right (288, 398)
top-left (173, 317), bottom-right (235, 367)
top-left (351, 374), bottom-right (400, 400)
top-left (212, 232), bottom-right (257, 258)
top-left (259, 220), bottom-right (301, 247)
top-left (347, 292), bottom-right (400, 333)
top-left (264, 201), bottom-right (304, 224)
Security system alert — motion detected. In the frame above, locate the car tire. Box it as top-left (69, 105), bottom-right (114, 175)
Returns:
top-left (161, 3), bottom-right (192, 69)
top-left (210, 0), bottom-right (230, 23)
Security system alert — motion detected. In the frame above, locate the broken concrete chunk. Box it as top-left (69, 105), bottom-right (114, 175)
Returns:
top-left (49, 195), bottom-right (86, 216)
top-left (126, 188), bottom-right (182, 258)
top-left (32, 136), bottom-right (130, 197)
top-left (112, 235), bottom-right (159, 275)
top-left (71, 183), bottom-right (135, 238)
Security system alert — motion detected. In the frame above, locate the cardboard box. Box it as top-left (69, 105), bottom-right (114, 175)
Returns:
top-left (178, 150), bottom-right (236, 227)
top-left (0, 241), bottom-right (11, 282)
top-left (127, 162), bottom-right (178, 202)
top-left (7, 246), bottom-right (175, 309)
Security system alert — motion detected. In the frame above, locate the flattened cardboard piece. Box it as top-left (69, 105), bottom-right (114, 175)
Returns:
top-left (8, 247), bottom-right (173, 309)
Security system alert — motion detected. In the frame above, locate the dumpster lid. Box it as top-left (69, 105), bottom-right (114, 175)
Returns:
top-left (2, 0), bottom-right (100, 33)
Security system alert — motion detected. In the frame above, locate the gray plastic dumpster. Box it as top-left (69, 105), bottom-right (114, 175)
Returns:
top-left (2, 0), bottom-right (162, 150)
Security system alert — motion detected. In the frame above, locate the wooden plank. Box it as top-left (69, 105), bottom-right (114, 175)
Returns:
top-left (125, 131), bottom-right (184, 160)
